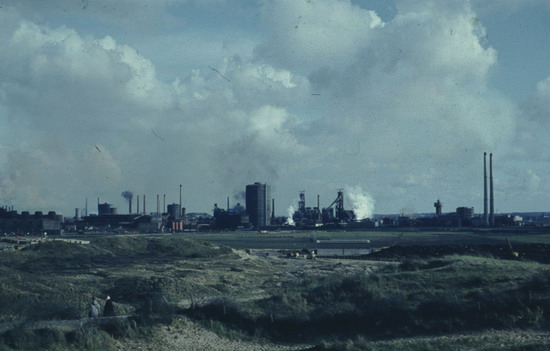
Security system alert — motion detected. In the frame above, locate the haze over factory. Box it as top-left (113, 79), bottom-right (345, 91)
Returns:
top-left (1, 152), bottom-right (547, 235)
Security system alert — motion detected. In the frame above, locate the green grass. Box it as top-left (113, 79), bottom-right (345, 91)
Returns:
top-left (489, 235), bottom-right (550, 245)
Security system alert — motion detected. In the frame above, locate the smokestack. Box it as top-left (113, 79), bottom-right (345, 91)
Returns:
top-left (272, 198), bottom-right (275, 219)
top-left (179, 184), bottom-right (182, 213)
top-left (143, 195), bottom-right (146, 214)
top-left (227, 196), bottom-right (230, 211)
top-left (317, 195), bottom-right (320, 209)
top-left (85, 198), bottom-right (88, 217)
top-left (121, 191), bottom-right (133, 214)
top-left (483, 152), bottom-right (488, 226)
top-left (163, 194), bottom-right (166, 214)
top-left (137, 195), bottom-right (140, 214)
top-left (157, 194), bottom-right (160, 214)
top-left (490, 153), bottom-right (495, 226)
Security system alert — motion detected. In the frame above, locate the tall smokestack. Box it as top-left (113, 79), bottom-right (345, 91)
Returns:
top-left (490, 153), bottom-right (495, 226)
top-left (483, 152), bottom-right (488, 226)
top-left (137, 195), bottom-right (140, 214)
top-left (163, 194), bottom-right (166, 214)
top-left (317, 195), bottom-right (320, 209)
top-left (143, 195), bottom-right (146, 214)
top-left (272, 198), bottom-right (275, 219)
top-left (179, 185), bottom-right (182, 211)
top-left (85, 198), bottom-right (88, 217)
top-left (121, 191), bottom-right (133, 214)
top-left (227, 196), bottom-right (230, 211)
top-left (157, 194), bottom-right (160, 214)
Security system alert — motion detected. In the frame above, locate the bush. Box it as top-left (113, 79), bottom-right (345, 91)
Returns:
top-left (2, 328), bottom-right (68, 350)
top-left (67, 326), bottom-right (116, 351)
top-left (187, 258), bottom-right (550, 342)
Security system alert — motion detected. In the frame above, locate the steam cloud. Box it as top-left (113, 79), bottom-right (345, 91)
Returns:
top-left (345, 185), bottom-right (375, 220)
top-left (286, 202), bottom-right (297, 225)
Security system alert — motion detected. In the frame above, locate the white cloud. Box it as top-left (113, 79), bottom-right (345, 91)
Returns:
top-left (1, 0), bottom-right (549, 215)
top-left (0, 8), bottom-right (313, 213)
top-left (256, 0), bottom-right (383, 70)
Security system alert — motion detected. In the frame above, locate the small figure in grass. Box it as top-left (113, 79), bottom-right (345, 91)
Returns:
top-left (103, 295), bottom-right (115, 317)
top-left (89, 296), bottom-right (101, 318)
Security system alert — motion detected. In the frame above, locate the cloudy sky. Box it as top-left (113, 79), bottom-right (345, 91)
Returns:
top-left (1, 0), bottom-right (550, 217)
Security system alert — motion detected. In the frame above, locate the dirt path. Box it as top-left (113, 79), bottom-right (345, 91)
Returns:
top-left (114, 316), bottom-right (309, 351)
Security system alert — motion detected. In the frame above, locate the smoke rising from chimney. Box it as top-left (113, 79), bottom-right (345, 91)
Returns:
top-left (121, 191), bottom-right (133, 200)
top-left (121, 191), bottom-right (133, 214)
top-left (345, 185), bottom-right (375, 220)
top-left (286, 198), bottom-right (298, 225)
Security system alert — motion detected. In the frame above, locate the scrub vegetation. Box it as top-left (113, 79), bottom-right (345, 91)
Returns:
top-left (189, 256), bottom-right (550, 345)
top-left (1, 235), bottom-right (550, 350)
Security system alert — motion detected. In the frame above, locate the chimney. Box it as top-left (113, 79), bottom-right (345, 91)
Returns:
top-left (143, 195), bottom-right (146, 214)
top-left (227, 196), bottom-right (230, 211)
top-left (157, 194), bottom-right (160, 214)
top-left (483, 152), bottom-right (488, 226)
top-left (137, 195), bottom-right (140, 214)
top-left (163, 194), bottom-right (166, 214)
top-left (129, 196), bottom-right (133, 214)
top-left (490, 153), bottom-right (495, 226)
top-left (272, 198), bottom-right (275, 219)
top-left (179, 185), bottom-right (182, 211)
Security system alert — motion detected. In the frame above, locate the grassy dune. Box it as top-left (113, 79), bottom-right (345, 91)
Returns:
top-left (189, 256), bottom-right (550, 347)
top-left (1, 235), bottom-right (550, 350)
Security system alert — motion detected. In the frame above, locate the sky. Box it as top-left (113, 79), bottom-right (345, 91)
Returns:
top-left (1, 0), bottom-right (550, 217)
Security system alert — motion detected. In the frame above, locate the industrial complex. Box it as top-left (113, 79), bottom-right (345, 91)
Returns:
top-left (0, 153), bottom-right (547, 235)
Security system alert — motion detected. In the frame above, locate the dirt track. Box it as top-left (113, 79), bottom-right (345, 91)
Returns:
top-left (366, 243), bottom-right (550, 263)
top-left (114, 316), bottom-right (309, 351)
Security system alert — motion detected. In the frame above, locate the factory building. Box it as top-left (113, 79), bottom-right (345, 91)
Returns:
top-left (292, 192), bottom-right (322, 227)
top-left (167, 203), bottom-right (182, 219)
top-left (98, 202), bottom-right (117, 215)
top-left (322, 190), bottom-right (356, 225)
top-left (166, 203), bottom-right (185, 232)
top-left (246, 182), bottom-right (272, 228)
top-left (290, 189), bottom-right (356, 228)
top-left (213, 203), bottom-right (249, 230)
top-left (0, 208), bottom-right (63, 235)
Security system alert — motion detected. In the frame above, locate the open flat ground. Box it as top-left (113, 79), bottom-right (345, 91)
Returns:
top-left (1, 230), bottom-right (550, 350)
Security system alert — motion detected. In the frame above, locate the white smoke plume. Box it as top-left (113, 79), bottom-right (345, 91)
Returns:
top-left (286, 202), bottom-right (297, 225)
top-left (345, 185), bottom-right (375, 221)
